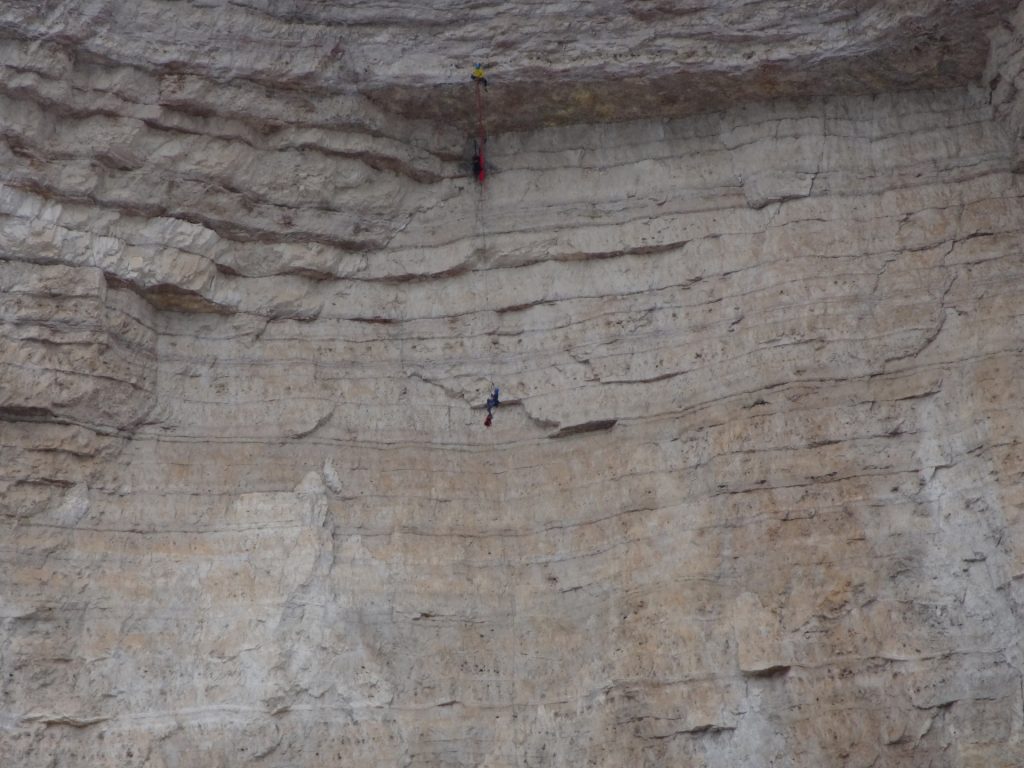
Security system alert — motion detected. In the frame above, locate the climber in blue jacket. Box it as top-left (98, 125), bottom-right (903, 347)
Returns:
top-left (484, 387), bottom-right (500, 427)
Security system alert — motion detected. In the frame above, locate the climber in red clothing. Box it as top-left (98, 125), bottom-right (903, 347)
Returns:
top-left (472, 63), bottom-right (487, 182)
top-left (472, 139), bottom-right (486, 183)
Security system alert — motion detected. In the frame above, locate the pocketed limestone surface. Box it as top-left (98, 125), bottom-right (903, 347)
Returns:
top-left (3, 2), bottom-right (1024, 767)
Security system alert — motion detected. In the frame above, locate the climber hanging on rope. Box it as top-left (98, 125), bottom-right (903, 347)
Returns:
top-left (471, 62), bottom-right (488, 183)
top-left (472, 139), bottom-right (485, 182)
top-left (484, 387), bottom-right (500, 427)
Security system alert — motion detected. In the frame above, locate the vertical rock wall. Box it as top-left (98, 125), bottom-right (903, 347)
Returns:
top-left (3, 7), bottom-right (1024, 768)
top-left (988, 0), bottom-right (1024, 169)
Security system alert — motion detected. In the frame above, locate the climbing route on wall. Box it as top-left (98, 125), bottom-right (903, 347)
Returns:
top-left (469, 65), bottom-right (500, 430)
top-left (472, 63), bottom-right (487, 183)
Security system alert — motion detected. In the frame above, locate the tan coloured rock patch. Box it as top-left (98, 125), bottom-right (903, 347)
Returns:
top-left (3, 2), bottom-right (1024, 767)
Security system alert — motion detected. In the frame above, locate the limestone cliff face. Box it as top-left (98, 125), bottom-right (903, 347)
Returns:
top-left (3, 3), bottom-right (1024, 767)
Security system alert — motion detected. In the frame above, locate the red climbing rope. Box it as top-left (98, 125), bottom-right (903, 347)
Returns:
top-left (475, 79), bottom-right (486, 183)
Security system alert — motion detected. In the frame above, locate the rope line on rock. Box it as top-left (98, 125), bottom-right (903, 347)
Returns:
top-left (475, 78), bottom-right (486, 183)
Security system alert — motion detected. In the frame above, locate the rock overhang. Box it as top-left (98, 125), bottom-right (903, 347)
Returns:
top-left (0, 0), bottom-right (1018, 133)
top-left (364, 0), bottom-right (1021, 131)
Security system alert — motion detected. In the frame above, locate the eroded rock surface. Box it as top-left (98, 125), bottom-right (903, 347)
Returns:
top-left (3, 2), bottom-right (1024, 767)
